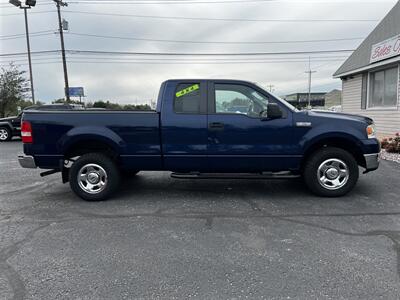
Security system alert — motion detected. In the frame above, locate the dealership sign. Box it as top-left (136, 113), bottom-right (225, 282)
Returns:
top-left (370, 34), bottom-right (400, 63)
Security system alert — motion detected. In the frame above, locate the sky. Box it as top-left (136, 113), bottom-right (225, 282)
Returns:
top-left (0, 0), bottom-right (398, 105)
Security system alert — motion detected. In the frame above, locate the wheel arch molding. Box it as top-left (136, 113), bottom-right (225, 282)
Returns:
top-left (301, 133), bottom-right (366, 169)
top-left (60, 126), bottom-right (125, 159)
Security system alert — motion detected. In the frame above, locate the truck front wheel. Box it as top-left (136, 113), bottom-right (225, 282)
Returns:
top-left (303, 147), bottom-right (359, 197)
top-left (69, 153), bottom-right (120, 201)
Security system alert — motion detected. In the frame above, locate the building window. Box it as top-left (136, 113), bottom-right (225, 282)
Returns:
top-left (368, 66), bottom-right (398, 108)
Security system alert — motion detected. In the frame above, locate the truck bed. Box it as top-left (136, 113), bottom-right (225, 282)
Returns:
top-left (22, 110), bottom-right (162, 170)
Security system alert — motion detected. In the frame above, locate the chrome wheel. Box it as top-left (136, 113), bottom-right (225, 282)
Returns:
top-left (0, 128), bottom-right (9, 141)
top-left (77, 163), bottom-right (108, 194)
top-left (317, 158), bottom-right (349, 190)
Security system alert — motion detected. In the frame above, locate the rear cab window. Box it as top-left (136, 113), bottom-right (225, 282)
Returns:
top-left (174, 83), bottom-right (202, 114)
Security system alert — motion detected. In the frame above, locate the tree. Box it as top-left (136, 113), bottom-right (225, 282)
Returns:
top-left (91, 100), bottom-right (152, 110)
top-left (53, 98), bottom-right (82, 105)
top-left (0, 63), bottom-right (30, 117)
top-left (92, 100), bottom-right (108, 108)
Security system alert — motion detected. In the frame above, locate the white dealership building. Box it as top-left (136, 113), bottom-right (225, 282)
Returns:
top-left (333, 1), bottom-right (400, 136)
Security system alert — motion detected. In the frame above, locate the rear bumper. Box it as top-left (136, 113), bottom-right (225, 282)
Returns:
top-left (364, 153), bottom-right (379, 171)
top-left (18, 155), bottom-right (37, 169)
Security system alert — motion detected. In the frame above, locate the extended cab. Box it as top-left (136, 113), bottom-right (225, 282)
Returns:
top-left (18, 79), bottom-right (380, 201)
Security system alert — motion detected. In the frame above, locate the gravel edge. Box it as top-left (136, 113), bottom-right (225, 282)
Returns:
top-left (380, 150), bottom-right (400, 164)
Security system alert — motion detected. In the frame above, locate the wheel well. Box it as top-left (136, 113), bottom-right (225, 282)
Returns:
top-left (64, 140), bottom-right (118, 160)
top-left (301, 138), bottom-right (365, 170)
top-left (0, 124), bottom-right (11, 131)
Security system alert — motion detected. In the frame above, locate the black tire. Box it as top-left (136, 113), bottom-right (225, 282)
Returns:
top-left (69, 153), bottom-right (120, 201)
top-left (0, 127), bottom-right (12, 142)
top-left (303, 147), bottom-right (359, 197)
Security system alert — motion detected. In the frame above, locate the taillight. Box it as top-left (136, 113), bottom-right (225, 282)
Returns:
top-left (21, 121), bottom-right (33, 143)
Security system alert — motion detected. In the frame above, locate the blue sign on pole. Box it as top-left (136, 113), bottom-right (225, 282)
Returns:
top-left (68, 87), bottom-right (84, 97)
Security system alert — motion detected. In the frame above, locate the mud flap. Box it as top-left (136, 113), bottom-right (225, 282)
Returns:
top-left (62, 167), bottom-right (69, 183)
top-left (59, 159), bottom-right (70, 183)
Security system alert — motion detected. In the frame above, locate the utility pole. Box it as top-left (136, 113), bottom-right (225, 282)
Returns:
top-left (23, 7), bottom-right (35, 104)
top-left (9, 0), bottom-right (36, 103)
top-left (54, 0), bottom-right (70, 102)
top-left (267, 84), bottom-right (275, 93)
top-left (305, 57), bottom-right (316, 109)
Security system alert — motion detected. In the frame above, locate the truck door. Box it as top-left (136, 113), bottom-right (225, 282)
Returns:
top-left (161, 80), bottom-right (209, 172)
top-left (207, 81), bottom-right (297, 172)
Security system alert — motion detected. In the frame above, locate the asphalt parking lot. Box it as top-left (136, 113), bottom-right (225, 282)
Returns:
top-left (1, 139), bottom-right (399, 299)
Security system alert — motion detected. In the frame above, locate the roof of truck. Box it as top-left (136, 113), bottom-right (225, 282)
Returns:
top-left (164, 79), bottom-right (255, 84)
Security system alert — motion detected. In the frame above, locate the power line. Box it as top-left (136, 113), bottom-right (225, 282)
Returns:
top-left (66, 32), bottom-right (365, 44)
top-left (0, 32), bottom-right (55, 40)
top-left (0, 56), bottom-right (350, 66)
top-left (0, 10), bottom-right (380, 22)
top-left (0, 55), bottom-right (350, 61)
top-left (0, 30), bottom-right (365, 44)
top-left (0, 30), bottom-right (54, 38)
top-left (62, 10), bottom-right (380, 22)
top-left (0, 55), bottom-right (348, 62)
top-left (0, 49), bottom-right (355, 57)
top-left (0, 58), bottom-right (347, 67)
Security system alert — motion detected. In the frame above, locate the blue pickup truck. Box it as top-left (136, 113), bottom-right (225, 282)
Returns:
top-left (18, 79), bottom-right (380, 201)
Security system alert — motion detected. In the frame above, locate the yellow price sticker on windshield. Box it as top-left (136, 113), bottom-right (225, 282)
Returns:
top-left (176, 84), bottom-right (200, 98)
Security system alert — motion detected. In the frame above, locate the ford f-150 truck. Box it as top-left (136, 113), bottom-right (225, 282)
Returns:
top-left (18, 79), bottom-right (380, 201)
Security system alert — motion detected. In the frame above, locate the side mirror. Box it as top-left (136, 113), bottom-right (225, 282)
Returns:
top-left (261, 103), bottom-right (282, 120)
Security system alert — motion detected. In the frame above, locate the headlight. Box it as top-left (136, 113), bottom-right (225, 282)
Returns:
top-left (366, 124), bottom-right (376, 139)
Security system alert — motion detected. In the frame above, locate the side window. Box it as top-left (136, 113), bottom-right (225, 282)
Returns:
top-left (174, 83), bottom-right (201, 114)
top-left (215, 84), bottom-right (269, 117)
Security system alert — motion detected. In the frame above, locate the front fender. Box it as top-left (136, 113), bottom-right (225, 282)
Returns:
top-left (301, 131), bottom-right (362, 152)
top-left (58, 126), bottom-right (126, 155)
top-left (300, 126), bottom-right (365, 155)
top-left (0, 121), bottom-right (13, 130)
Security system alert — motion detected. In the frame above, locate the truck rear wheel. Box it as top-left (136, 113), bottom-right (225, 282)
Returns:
top-left (0, 127), bottom-right (11, 142)
top-left (69, 153), bottom-right (120, 201)
top-left (303, 147), bottom-right (359, 197)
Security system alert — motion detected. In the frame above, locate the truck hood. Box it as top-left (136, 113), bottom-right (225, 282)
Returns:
top-left (304, 110), bottom-right (373, 125)
top-left (0, 116), bottom-right (17, 122)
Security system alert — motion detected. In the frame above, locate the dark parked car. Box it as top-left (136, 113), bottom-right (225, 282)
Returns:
top-left (18, 79), bottom-right (380, 201)
top-left (0, 104), bottom-right (83, 141)
top-left (0, 114), bottom-right (22, 142)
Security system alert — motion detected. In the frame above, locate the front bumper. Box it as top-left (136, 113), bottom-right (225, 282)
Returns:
top-left (364, 153), bottom-right (380, 171)
top-left (18, 155), bottom-right (37, 169)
